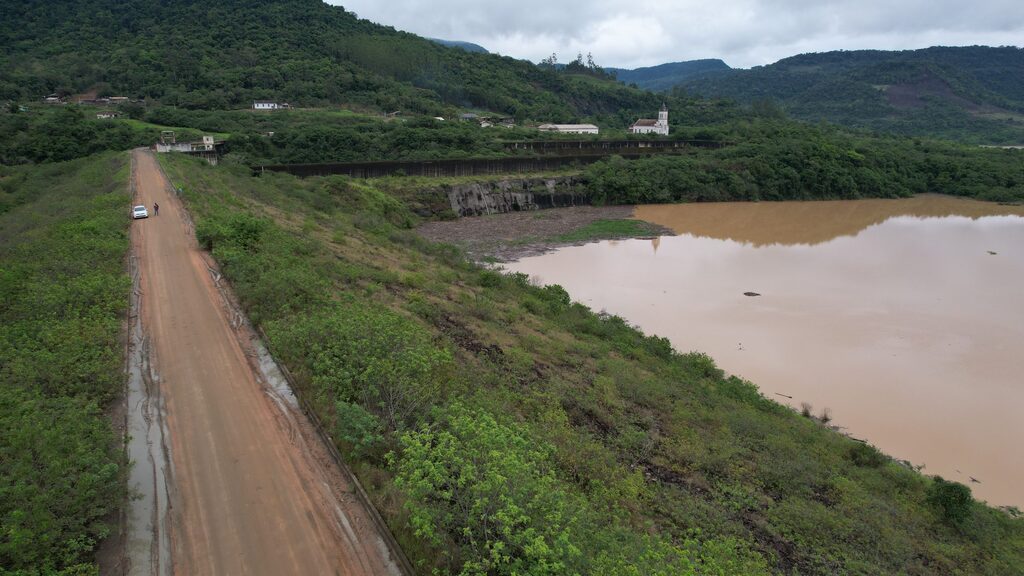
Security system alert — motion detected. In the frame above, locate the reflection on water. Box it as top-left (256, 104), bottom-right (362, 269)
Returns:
top-left (635, 194), bottom-right (1024, 246)
top-left (506, 195), bottom-right (1024, 508)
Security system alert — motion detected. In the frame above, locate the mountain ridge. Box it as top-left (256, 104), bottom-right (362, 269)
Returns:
top-left (608, 59), bottom-right (731, 91)
top-left (671, 46), bottom-right (1024, 143)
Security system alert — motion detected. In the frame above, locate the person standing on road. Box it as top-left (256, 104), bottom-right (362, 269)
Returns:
top-left (154, 202), bottom-right (160, 216)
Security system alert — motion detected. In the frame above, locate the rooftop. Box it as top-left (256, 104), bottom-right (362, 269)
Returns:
top-left (538, 123), bottom-right (599, 129)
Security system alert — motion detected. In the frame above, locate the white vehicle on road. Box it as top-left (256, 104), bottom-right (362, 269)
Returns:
top-left (132, 205), bottom-right (149, 219)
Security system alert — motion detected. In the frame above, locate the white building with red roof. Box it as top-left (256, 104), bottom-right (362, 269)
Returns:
top-left (629, 104), bottom-right (669, 135)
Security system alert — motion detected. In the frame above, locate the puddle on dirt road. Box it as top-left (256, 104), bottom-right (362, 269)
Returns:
top-left (125, 256), bottom-right (172, 576)
top-left (506, 195), bottom-right (1024, 508)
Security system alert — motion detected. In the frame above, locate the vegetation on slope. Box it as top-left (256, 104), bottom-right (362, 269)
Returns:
top-left (0, 153), bottom-right (130, 573)
top-left (158, 153), bottom-right (1024, 575)
top-left (0, 105), bottom-right (173, 165)
top-left (675, 46), bottom-right (1024, 143)
top-left (584, 120), bottom-right (1024, 204)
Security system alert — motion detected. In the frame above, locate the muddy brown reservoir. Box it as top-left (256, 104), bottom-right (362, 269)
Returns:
top-left (506, 195), bottom-right (1024, 508)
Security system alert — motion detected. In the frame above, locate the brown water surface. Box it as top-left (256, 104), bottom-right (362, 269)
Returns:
top-left (506, 195), bottom-right (1024, 508)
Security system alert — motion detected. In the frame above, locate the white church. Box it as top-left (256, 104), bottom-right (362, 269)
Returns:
top-left (629, 104), bottom-right (669, 135)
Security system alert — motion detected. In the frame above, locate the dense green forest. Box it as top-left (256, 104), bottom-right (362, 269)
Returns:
top-left (0, 0), bottom-right (663, 121)
top-left (673, 46), bottom-right (1024, 144)
top-left (157, 154), bottom-right (1024, 575)
top-left (0, 106), bottom-right (170, 164)
top-left (583, 121), bottom-right (1024, 204)
top-left (0, 154), bottom-right (130, 573)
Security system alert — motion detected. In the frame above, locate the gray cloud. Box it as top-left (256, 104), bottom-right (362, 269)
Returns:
top-left (331, 0), bottom-right (1024, 68)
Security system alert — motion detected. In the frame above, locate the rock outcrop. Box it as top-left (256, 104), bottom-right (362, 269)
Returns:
top-left (443, 176), bottom-right (589, 217)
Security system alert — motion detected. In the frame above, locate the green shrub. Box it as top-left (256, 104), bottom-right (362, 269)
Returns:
top-left (334, 400), bottom-right (384, 459)
top-left (540, 284), bottom-right (571, 309)
top-left (477, 269), bottom-right (503, 288)
top-left (268, 305), bottom-right (453, 431)
top-left (848, 442), bottom-right (887, 468)
top-left (391, 403), bottom-right (583, 575)
top-left (195, 211), bottom-right (268, 252)
top-left (927, 478), bottom-right (973, 527)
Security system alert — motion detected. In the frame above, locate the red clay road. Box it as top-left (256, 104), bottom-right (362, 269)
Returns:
top-left (131, 150), bottom-right (402, 575)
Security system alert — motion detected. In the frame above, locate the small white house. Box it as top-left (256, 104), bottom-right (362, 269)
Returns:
top-left (253, 100), bottom-right (280, 110)
top-left (629, 104), bottom-right (669, 136)
top-left (155, 134), bottom-right (219, 153)
top-left (96, 111), bottom-right (119, 119)
top-left (538, 123), bottom-right (600, 135)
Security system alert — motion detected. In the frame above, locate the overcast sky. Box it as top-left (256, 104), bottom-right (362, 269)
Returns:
top-left (329, 0), bottom-right (1024, 69)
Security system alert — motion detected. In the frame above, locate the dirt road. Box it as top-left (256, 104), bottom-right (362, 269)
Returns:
top-left (130, 150), bottom-right (402, 575)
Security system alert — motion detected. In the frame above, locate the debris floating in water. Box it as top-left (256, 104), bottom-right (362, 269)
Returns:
top-left (744, 291), bottom-right (761, 297)
top-left (987, 251), bottom-right (997, 255)
top-left (775, 392), bottom-right (793, 399)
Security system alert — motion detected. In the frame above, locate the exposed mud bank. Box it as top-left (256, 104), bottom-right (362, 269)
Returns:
top-left (417, 205), bottom-right (670, 262)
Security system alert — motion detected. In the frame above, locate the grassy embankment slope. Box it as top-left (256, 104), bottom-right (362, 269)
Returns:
top-left (158, 153), bottom-right (1024, 575)
top-left (0, 153), bottom-right (131, 573)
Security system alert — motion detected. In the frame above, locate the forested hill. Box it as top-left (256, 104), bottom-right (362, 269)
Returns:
top-left (674, 46), bottom-right (1024, 143)
top-left (0, 0), bottom-right (660, 121)
top-left (608, 59), bottom-right (731, 92)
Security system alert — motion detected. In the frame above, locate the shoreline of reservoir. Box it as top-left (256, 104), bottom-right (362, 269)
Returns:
top-left (494, 195), bottom-right (1024, 509)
